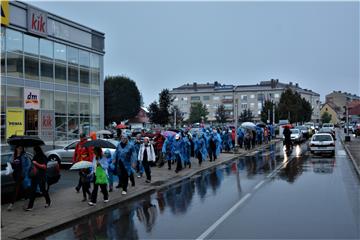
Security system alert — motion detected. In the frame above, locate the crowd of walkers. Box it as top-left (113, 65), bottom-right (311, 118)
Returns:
top-left (6, 124), bottom-right (275, 210)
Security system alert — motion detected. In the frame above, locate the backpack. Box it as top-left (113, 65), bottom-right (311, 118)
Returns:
top-left (46, 160), bottom-right (61, 186)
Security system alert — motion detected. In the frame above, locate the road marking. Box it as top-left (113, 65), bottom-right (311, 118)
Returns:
top-left (196, 193), bottom-right (251, 240)
top-left (254, 180), bottom-right (265, 190)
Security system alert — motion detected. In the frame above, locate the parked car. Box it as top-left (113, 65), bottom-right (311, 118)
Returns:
top-left (45, 139), bottom-right (119, 165)
top-left (309, 133), bottom-right (335, 156)
top-left (1, 152), bottom-right (60, 204)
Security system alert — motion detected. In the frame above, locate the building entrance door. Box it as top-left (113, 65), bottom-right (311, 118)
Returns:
top-left (25, 110), bottom-right (39, 135)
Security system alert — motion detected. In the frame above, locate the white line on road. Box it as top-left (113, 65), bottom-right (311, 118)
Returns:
top-left (196, 193), bottom-right (251, 240)
top-left (254, 180), bottom-right (265, 190)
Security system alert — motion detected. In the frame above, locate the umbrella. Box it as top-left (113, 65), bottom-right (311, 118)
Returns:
top-left (116, 124), bottom-right (127, 129)
top-left (70, 161), bottom-right (93, 170)
top-left (7, 135), bottom-right (45, 147)
top-left (241, 122), bottom-right (256, 130)
top-left (256, 122), bottom-right (267, 128)
top-left (161, 131), bottom-right (177, 138)
top-left (281, 124), bottom-right (293, 129)
top-left (96, 130), bottom-right (112, 135)
top-left (83, 139), bottom-right (116, 149)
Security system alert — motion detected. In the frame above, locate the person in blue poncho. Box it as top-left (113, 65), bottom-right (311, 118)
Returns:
top-left (194, 132), bottom-right (208, 166)
top-left (237, 127), bottom-right (244, 148)
top-left (172, 134), bottom-right (185, 173)
top-left (208, 130), bottom-right (221, 162)
top-left (114, 134), bottom-right (136, 195)
top-left (104, 149), bottom-right (116, 192)
top-left (132, 134), bottom-right (144, 178)
top-left (162, 135), bottom-right (174, 170)
top-left (181, 132), bottom-right (192, 169)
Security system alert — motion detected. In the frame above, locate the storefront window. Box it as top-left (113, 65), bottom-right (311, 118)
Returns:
top-left (55, 91), bottom-right (67, 115)
top-left (80, 68), bottom-right (90, 87)
top-left (40, 59), bottom-right (53, 82)
top-left (6, 29), bottom-right (22, 53)
top-left (79, 94), bottom-right (90, 116)
top-left (68, 93), bottom-right (79, 115)
top-left (80, 117), bottom-right (90, 135)
top-left (55, 62), bottom-right (66, 85)
top-left (91, 117), bottom-right (100, 131)
top-left (24, 34), bottom-right (39, 56)
top-left (40, 39), bottom-right (53, 59)
top-left (54, 43), bottom-right (66, 62)
top-left (90, 95), bottom-right (100, 115)
top-left (6, 52), bottom-right (23, 78)
top-left (7, 86), bottom-right (23, 107)
top-left (55, 116), bottom-right (67, 141)
top-left (24, 56), bottom-right (39, 80)
top-left (40, 90), bottom-right (54, 110)
top-left (68, 116), bottom-right (79, 139)
top-left (79, 50), bottom-right (89, 67)
top-left (67, 47), bottom-right (78, 65)
top-left (1, 87), bottom-right (6, 113)
top-left (68, 65), bottom-right (78, 86)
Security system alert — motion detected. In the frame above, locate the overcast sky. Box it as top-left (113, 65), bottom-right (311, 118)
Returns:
top-left (28, 1), bottom-right (359, 105)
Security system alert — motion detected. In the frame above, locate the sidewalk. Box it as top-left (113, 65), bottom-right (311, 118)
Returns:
top-left (1, 140), bottom-right (278, 240)
top-left (338, 129), bottom-right (360, 177)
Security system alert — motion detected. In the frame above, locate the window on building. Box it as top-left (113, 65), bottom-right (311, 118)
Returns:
top-left (40, 90), bottom-right (54, 110)
top-left (1, 87), bottom-right (5, 113)
top-left (68, 116), bottom-right (79, 136)
top-left (258, 102), bottom-right (262, 110)
top-left (79, 50), bottom-right (90, 68)
top-left (250, 94), bottom-right (255, 99)
top-left (223, 95), bottom-right (233, 100)
top-left (203, 96), bottom-right (210, 101)
top-left (55, 62), bottom-right (67, 85)
top-left (241, 95), bottom-right (247, 101)
top-left (213, 96), bottom-right (220, 100)
top-left (91, 96), bottom-right (100, 116)
top-left (68, 93), bottom-right (79, 115)
top-left (55, 116), bottom-right (67, 140)
top-left (7, 86), bottom-right (23, 107)
top-left (90, 69), bottom-right (100, 89)
top-left (80, 68), bottom-right (90, 88)
top-left (191, 96), bottom-right (200, 101)
top-left (241, 103), bottom-right (247, 109)
top-left (250, 103), bottom-right (255, 109)
top-left (55, 92), bottom-right (67, 115)
top-left (274, 93), bottom-right (280, 98)
top-left (6, 52), bottom-right (23, 78)
top-left (257, 94), bottom-right (264, 101)
top-left (40, 59), bottom-right (53, 82)
top-left (24, 56), bottom-right (39, 80)
top-left (1, 27), bottom-right (5, 53)
top-left (68, 65), bottom-right (79, 86)
top-left (182, 97), bottom-right (188, 101)
top-left (24, 34), bottom-right (39, 56)
top-left (91, 117), bottom-right (100, 131)
top-left (224, 104), bottom-right (233, 110)
top-left (67, 47), bottom-right (78, 65)
top-left (54, 43), bottom-right (66, 62)
top-left (80, 94), bottom-right (90, 116)
top-left (6, 29), bottom-right (22, 53)
top-left (40, 39), bottom-right (53, 59)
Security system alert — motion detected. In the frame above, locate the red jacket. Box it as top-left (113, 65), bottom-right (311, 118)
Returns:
top-left (154, 134), bottom-right (165, 151)
top-left (72, 140), bottom-right (93, 163)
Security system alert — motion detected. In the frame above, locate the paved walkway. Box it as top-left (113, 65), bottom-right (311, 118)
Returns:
top-left (1, 141), bottom-right (278, 240)
top-left (338, 129), bottom-right (360, 176)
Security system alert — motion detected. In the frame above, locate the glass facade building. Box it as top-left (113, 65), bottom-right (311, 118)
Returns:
top-left (1, 1), bottom-right (105, 144)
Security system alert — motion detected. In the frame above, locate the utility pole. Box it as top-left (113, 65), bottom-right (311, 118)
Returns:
top-left (268, 109), bottom-right (270, 123)
top-left (174, 107), bottom-right (176, 129)
top-left (235, 98), bottom-right (239, 147)
top-left (272, 103), bottom-right (275, 125)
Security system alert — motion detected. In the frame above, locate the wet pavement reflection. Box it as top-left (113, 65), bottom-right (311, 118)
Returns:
top-left (44, 141), bottom-right (352, 239)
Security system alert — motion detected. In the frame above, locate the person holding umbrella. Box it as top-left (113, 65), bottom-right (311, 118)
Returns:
top-left (7, 145), bottom-right (31, 211)
top-left (88, 147), bottom-right (109, 206)
top-left (73, 133), bottom-right (93, 193)
top-left (25, 146), bottom-right (51, 211)
top-left (114, 134), bottom-right (136, 195)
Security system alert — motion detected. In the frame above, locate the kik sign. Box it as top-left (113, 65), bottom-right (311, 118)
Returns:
top-left (1, 1), bottom-right (9, 26)
top-left (24, 88), bottom-right (40, 110)
top-left (27, 7), bottom-right (47, 36)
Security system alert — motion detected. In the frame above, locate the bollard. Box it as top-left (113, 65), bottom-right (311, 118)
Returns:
top-left (344, 136), bottom-right (351, 142)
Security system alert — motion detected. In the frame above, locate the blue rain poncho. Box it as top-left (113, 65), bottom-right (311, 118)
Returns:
top-left (172, 137), bottom-right (186, 164)
top-left (194, 133), bottom-right (208, 161)
top-left (114, 141), bottom-right (136, 175)
top-left (237, 127), bottom-right (244, 139)
top-left (181, 136), bottom-right (191, 164)
top-left (162, 135), bottom-right (174, 161)
top-left (208, 132), bottom-right (222, 157)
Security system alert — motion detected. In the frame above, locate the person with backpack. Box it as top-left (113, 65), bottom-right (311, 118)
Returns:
top-left (25, 146), bottom-right (51, 211)
top-left (7, 145), bottom-right (31, 211)
top-left (88, 147), bottom-right (109, 206)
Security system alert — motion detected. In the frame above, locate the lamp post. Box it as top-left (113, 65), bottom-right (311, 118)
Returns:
top-left (235, 98), bottom-right (239, 148)
top-left (344, 106), bottom-right (351, 142)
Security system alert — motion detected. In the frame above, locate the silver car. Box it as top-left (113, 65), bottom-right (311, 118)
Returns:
top-left (45, 139), bottom-right (119, 165)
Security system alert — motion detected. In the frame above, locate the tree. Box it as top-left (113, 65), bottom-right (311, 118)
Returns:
top-left (278, 88), bottom-right (313, 123)
top-left (239, 109), bottom-right (253, 122)
top-left (321, 112), bottom-right (332, 123)
top-left (158, 89), bottom-right (173, 125)
top-left (260, 100), bottom-right (279, 123)
top-left (189, 102), bottom-right (209, 123)
top-left (169, 106), bottom-right (183, 127)
top-left (148, 101), bottom-right (160, 124)
top-left (215, 104), bottom-right (227, 123)
top-left (104, 75), bottom-right (141, 125)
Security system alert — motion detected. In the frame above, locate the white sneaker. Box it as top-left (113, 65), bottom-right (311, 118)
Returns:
top-left (88, 202), bottom-right (96, 206)
top-left (121, 191), bottom-right (127, 195)
top-left (7, 204), bottom-right (13, 211)
top-left (104, 199), bottom-right (109, 203)
top-left (137, 175), bottom-right (141, 178)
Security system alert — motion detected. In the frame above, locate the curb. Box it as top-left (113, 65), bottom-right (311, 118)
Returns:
top-left (11, 140), bottom-right (280, 240)
top-left (339, 135), bottom-right (360, 178)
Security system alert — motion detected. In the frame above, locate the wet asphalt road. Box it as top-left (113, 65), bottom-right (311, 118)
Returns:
top-left (44, 137), bottom-right (360, 239)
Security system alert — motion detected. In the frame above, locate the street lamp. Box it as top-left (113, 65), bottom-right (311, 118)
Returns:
top-left (344, 105), bottom-right (351, 142)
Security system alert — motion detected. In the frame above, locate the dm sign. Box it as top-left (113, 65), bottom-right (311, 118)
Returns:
top-left (27, 7), bottom-right (47, 36)
top-left (24, 89), bottom-right (40, 110)
top-left (6, 108), bottom-right (24, 138)
top-left (1, 1), bottom-right (10, 26)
